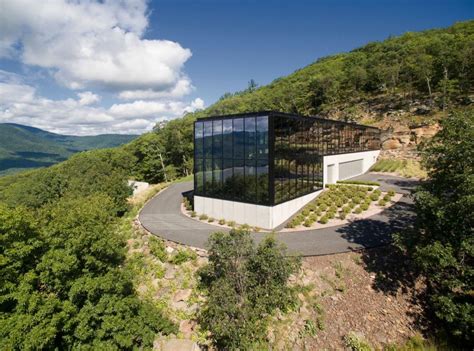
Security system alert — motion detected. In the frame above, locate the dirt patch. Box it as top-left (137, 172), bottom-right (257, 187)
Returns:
top-left (299, 248), bottom-right (428, 349)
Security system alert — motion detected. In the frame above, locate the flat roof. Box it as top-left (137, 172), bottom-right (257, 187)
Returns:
top-left (195, 110), bottom-right (380, 130)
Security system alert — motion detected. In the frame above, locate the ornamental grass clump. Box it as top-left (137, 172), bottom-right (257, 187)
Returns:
top-left (361, 203), bottom-right (369, 211)
top-left (378, 199), bottom-right (387, 206)
top-left (218, 218), bottom-right (226, 225)
top-left (383, 194), bottom-right (391, 202)
top-left (303, 218), bottom-right (314, 227)
top-left (319, 215), bottom-right (329, 224)
top-left (370, 193), bottom-right (380, 201)
top-left (388, 189), bottom-right (396, 197)
top-left (354, 207), bottom-right (362, 214)
top-left (208, 217), bottom-right (215, 223)
top-left (199, 214), bottom-right (208, 220)
top-left (339, 212), bottom-right (347, 220)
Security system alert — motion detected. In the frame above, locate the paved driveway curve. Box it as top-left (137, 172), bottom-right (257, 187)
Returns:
top-left (139, 174), bottom-right (418, 256)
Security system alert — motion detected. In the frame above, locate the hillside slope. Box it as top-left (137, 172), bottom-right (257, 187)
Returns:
top-left (0, 123), bottom-right (137, 175)
top-left (188, 20), bottom-right (473, 157)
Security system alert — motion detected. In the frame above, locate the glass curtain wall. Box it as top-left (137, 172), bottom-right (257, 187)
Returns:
top-left (194, 115), bottom-right (269, 205)
top-left (195, 112), bottom-right (380, 206)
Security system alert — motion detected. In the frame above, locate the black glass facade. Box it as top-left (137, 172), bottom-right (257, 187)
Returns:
top-left (194, 111), bottom-right (380, 206)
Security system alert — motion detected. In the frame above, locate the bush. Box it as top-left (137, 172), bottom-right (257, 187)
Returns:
top-left (342, 206), bottom-right (351, 214)
top-left (190, 211), bottom-right (197, 217)
top-left (198, 229), bottom-right (300, 349)
top-left (227, 220), bottom-right (236, 227)
top-left (218, 218), bottom-right (226, 225)
top-left (319, 203), bottom-right (328, 211)
top-left (353, 207), bottom-right (362, 214)
top-left (370, 193), bottom-right (379, 201)
top-left (378, 199), bottom-right (387, 206)
top-left (361, 203), bottom-right (369, 211)
top-left (199, 214), bottom-right (208, 220)
top-left (383, 194), bottom-right (391, 202)
top-left (302, 209), bottom-right (310, 216)
top-left (208, 217), bottom-right (215, 223)
top-left (319, 215), bottom-right (329, 224)
top-left (148, 236), bottom-right (167, 261)
top-left (339, 212), bottom-right (347, 220)
top-left (169, 249), bottom-right (197, 265)
top-left (303, 219), bottom-right (314, 227)
top-left (388, 189), bottom-right (396, 197)
top-left (337, 180), bottom-right (380, 186)
top-left (347, 201), bottom-right (356, 209)
top-left (327, 211), bottom-right (335, 219)
top-left (335, 198), bottom-right (344, 207)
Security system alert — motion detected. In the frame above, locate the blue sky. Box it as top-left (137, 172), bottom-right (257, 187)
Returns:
top-left (151, 0), bottom-right (473, 104)
top-left (0, 0), bottom-right (472, 135)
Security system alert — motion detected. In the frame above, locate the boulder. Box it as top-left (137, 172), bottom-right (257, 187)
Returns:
top-left (382, 138), bottom-right (402, 150)
top-left (173, 289), bottom-right (192, 302)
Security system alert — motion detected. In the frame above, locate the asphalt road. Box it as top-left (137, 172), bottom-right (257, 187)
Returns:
top-left (139, 173), bottom-right (418, 256)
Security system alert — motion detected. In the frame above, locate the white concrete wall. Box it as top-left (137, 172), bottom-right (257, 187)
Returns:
top-left (195, 189), bottom-right (322, 230)
top-left (323, 150), bottom-right (380, 185)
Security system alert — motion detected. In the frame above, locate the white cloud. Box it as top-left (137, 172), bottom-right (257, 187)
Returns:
top-left (0, 0), bottom-right (192, 95)
top-left (0, 79), bottom-right (204, 135)
top-left (77, 92), bottom-right (100, 106)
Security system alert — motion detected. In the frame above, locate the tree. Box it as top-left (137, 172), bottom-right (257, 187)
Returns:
top-left (0, 195), bottom-right (176, 349)
top-left (199, 229), bottom-right (300, 349)
top-left (395, 109), bottom-right (474, 345)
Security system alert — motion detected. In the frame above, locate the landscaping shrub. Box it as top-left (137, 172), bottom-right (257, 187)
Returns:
top-left (302, 209), bottom-right (310, 216)
top-left (199, 214), bottom-right (208, 220)
top-left (342, 206), bottom-right (351, 214)
top-left (388, 189), bottom-right (396, 197)
top-left (370, 193), bottom-right (380, 201)
top-left (319, 203), bottom-right (328, 211)
top-left (319, 215), bottom-right (329, 224)
top-left (190, 211), bottom-right (197, 217)
top-left (303, 218), bottom-right (314, 227)
top-left (339, 212), bottom-right (347, 220)
top-left (335, 198), bottom-right (344, 207)
top-left (218, 218), bottom-right (226, 225)
top-left (327, 211), bottom-right (335, 219)
top-left (378, 199), bottom-right (387, 206)
top-left (383, 194), bottom-right (391, 202)
top-left (354, 207), bottom-right (362, 214)
top-left (337, 180), bottom-right (380, 186)
top-left (227, 220), bottom-right (236, 227)
top-left (361, 203), bottom-right (369, 211)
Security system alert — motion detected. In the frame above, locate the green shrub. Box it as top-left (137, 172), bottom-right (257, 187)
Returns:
top-left (218, 218), bottom-right (226, 225)
top-left (314, 209), bottom-right (322, 216)
top-left (148, 236), bottom-right (167, 262)
top-left (198, 229), bottom-right (300, 349)
top-left (361, 203), bottom-right (369, 211)
top-left (329, 205), bottom-right (337, 213)
top-left (353, 207), bottom-right (362, 214)
top-left (319, 215), bottom-right (329, 224)
top-left (347, 201), bottom-right (356, 209)
top-left (227, 220), bottom-right (236, 227)
top-left (285, 221), bottom-right (295, 228)
top-left (339, 212), bottom-right (347, 220)
top-left (303, 219), bottom-right (314, 227)
top-left (344, 332), bottom-right (372, 351)
top-left (302, 209), bottom-right (310, 216)
top-left (208, 217), bottom-right (215, 223)
top-left (342, 206), bottom-right (351, 214)
top-left (335, 198), bottom-right (344, 207)
top-left (327, 211), bottom-right (335, 219)
top-left (199, 214), bottom-right (208, 220)
top-left (337, 180), bottom-right (380, 186)
top-left (190, 211), bottom-right (197, 217)
top-left (309, 213), bottom-right (318, 222)
top-left (367, 186), bottom-right (373, 191)
top-left (378, 199), bottom-right (387, 206)
top-left (169, 249), bottom-right (197, 265)
top-left (370, 193), bottom-right (379, 201)
top-left (373, 189), bottom-right (381, 196)
top-left (319, 203), bottom-right (328, 211)
top-left (388, 189), bottom-right (396, 197)
top-left (253, 226), bottom-right (261, 232)
top-left (383, 194), bottom-right (391, 202)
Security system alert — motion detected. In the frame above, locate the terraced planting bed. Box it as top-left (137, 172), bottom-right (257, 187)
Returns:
top-left (283, 184), bottom-right (400, 231)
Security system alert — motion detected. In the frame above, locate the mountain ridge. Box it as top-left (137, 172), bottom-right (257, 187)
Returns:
top-left (0, 123), bottom-right (137, 175)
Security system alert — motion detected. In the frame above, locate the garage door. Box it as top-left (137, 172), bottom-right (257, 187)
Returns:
top-left (339, 159), bottom-right (363, 180)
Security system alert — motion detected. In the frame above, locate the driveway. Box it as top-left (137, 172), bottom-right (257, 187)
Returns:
top-left (139, 173), bottom-right (418, 256)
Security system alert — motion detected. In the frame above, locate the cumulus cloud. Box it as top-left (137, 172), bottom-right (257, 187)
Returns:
top-left (0, 0), bottom-right (192, 95)
top-left (0, 79), bottom-right (204, 135)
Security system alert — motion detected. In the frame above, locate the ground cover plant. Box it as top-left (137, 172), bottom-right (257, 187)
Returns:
top-left (286, 184), bottom-right (395, 229)
top-left (370, 159), bottom-right (427, 178)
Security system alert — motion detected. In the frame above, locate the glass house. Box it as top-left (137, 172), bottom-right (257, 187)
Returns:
top-left (193, 111), bottom-right (381, 229)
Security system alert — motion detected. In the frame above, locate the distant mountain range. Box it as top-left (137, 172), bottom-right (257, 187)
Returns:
top-left (0, 123), bottom-right (137, 175)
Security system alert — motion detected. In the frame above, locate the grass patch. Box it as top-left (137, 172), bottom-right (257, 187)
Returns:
top-left (370, 159), bottom-right (427, 178)
top-left (337, 180), bottom-right (380, 186)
